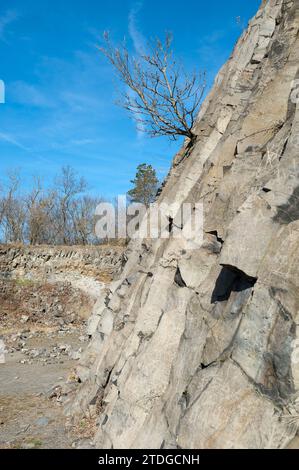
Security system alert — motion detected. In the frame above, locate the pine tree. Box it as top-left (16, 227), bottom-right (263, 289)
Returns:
top-left (128, 164), bottom-right (159, 207)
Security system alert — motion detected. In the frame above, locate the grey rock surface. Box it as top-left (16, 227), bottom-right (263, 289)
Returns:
top-left (70, 0), bottom-right (299, 449)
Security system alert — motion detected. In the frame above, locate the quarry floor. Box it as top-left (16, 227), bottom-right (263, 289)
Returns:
top-left (0, 328), bottom-right (87, 449)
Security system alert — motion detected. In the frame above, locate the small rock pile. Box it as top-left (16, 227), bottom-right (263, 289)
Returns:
top-left (4, 328), bottom-right (89, 365)
top-left (0, 278), bottom-right (94, 330)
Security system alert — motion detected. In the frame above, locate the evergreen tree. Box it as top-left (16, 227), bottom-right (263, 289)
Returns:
top-left (128, 164), bottom-right (159, 207)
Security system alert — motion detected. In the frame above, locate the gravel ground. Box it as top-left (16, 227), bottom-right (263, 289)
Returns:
top-left (0, 327), bottom-right (88, 449)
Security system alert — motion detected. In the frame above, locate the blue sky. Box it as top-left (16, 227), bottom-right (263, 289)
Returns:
top-left (0, 0), bottom-right (261, 199)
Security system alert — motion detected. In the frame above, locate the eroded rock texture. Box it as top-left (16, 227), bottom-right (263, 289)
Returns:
top-left (0, 244), bottom-right (124, 282)
top-left (71, 0), bottom-right (299, 449)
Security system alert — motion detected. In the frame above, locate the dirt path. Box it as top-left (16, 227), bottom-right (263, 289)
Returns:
top-left (0, 329), bottom-right (87, 449)
top-left (0, 268), bottom-right (110, 449)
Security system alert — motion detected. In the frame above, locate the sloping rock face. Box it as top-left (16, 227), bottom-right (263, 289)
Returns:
top-left (71, 0), bottom-right (299, 449)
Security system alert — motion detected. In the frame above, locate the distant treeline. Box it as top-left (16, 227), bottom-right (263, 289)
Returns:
top-left (0, 166), bottom-right (105, 246)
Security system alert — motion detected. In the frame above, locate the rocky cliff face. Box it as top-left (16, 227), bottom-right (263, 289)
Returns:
top-left (70, 0), bottom-right (299, 449)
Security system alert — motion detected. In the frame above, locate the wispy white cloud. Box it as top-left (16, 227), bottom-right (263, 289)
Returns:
top-left (10, 81), bottom-right (54, 108)
top-left (0, 9), bottom-right (19, 41)
top-left (128, 2), bottom-right (147, 140)
top-left (71, 138), bottom-right (98, 146)
top-left (196, 29), bottom-right (231, 79)
top-left (0, 132), bottom-right (29, 151)
top-left (0, 48), bottom-right (119, 162)
top-left (128, 2), bottom-right (146, 56)
top-left (60, 90), bottom-right (104, 112)
top-left (201, 30), bottom-right (227, 45)
top-left (49, 138), bottom-right (102, 151)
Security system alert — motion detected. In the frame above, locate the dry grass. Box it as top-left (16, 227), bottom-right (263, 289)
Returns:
top-left (72, 415), bottom-right (97, 440)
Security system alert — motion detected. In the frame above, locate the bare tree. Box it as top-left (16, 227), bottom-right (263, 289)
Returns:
top-left (54, 166), bottom-right (87, 245)
top-left (26, 176), bottom-right (44, 245)
top-left (71, 196), bottom-right (105, 245)
top-left (0, 183), bottom-right (5, 228)
top-left (0, 166), bottom-right (107, 246)
top-left (25, 177), bottom-right (58, 245)
top-left (2, 170), bottom-right (26, 243)
top-left (99, 32), bottom-right (206, 142)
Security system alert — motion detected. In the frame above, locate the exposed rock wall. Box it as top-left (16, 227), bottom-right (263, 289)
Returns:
top-left (0, 245), bottom-right (125, 283)
top-left (71, 0), bottom-right (299, 449)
